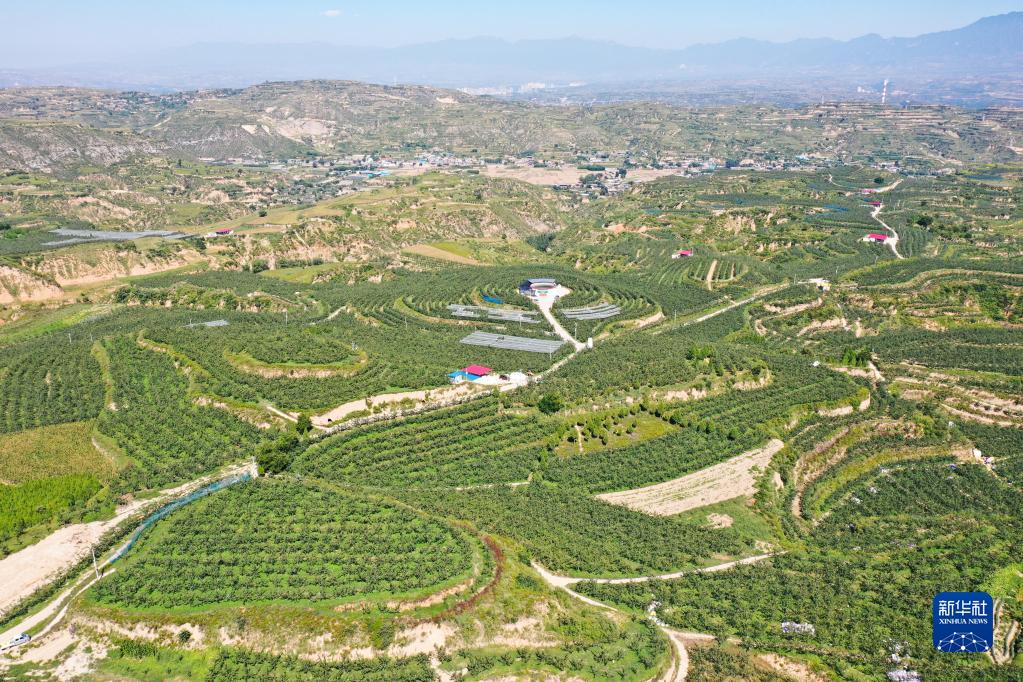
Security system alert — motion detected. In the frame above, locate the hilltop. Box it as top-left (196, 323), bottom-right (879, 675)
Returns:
top-left (1, 81), bottom-right (1022, 172)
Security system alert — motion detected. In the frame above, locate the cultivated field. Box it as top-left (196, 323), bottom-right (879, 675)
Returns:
top-left (597, 439), bottom-right (784, 516)
top-left (0, 87), bottom-right (1021, 680)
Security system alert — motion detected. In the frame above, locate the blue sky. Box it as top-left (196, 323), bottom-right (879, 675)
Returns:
top-left (3, 0), bottom-right (1021, 67)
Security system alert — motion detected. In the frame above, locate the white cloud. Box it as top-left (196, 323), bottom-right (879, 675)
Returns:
top-left (322, 9), bottom-right (341, 17)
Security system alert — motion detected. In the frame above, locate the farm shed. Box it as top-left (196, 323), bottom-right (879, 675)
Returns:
top-left (447, 365), bottom-right (494, 384)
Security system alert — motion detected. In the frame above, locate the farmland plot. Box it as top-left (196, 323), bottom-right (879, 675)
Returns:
top-left (597, 439), bottom-right (784, 516)
top-left (89, 479), bottom-right (479, 610)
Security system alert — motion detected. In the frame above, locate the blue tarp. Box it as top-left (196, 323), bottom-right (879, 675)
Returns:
top-left (108, 472), bottom-right (252, 564)
top-left (447, 371), bottom-right (481, 382)
top-left (482, 295), bottom-right (503, 305)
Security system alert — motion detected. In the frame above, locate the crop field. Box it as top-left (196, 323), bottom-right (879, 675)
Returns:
top-left (868, 327), bottom-right (1023, 376)
top-left (522, 329), bottom-right (749, 404)
top-left (596, 439), bottom-right (784, 516)
top-left (408, 483), bottom-right (761, 577)
top-left (447, 615), bottom-right (665, 681)
top-left (0, 474), bottom-right (102, 547)
top-left (89, 479), bottom-right (479, 610)
top-left (0, 335), bottom-right (104, 434)
top-left (295, 397), bottom-right (548, 488)
top-left (97, 335), bottom-right (263, 492)
top-left (545, 355), bottom-right (862, 492)
top-left (206, 651), bottom-right (436, 681)
top-left (850, 254), bottom-right (1023, 287)
top-left (0, 421), bottom-right (113, 485)
top-left (1, 115), bottom-right (1022, 680)
top-left (140, 306), bottom-right (558, 411)
top-left (580, 459), bottom-right (1023, 680)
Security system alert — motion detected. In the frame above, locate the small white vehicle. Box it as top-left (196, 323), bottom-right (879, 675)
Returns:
top-left (8, 633), bottom-right (31, 647)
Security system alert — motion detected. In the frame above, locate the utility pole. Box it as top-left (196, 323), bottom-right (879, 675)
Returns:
top-left (91, 546), bottom-right (100, 579)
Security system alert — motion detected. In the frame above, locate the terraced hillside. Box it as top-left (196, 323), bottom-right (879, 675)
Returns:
top-left (0, 90), bottom-right (1021, 681)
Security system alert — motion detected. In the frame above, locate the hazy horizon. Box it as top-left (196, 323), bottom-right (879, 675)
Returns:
top-left (3, 0), bottom-right (1022, 68)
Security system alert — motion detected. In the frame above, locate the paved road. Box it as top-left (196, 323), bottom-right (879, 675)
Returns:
top-left (532, 292), bottom-right (585, 351)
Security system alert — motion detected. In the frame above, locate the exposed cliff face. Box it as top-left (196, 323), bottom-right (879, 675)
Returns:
top-left (0, 265), bottom-right (63, 303)
top-left (0, 120), bottom-right (162, 174)
top-left (0, 247), bottom-right (211, 304)
top-left (27, 248), bottom-right (205, 289)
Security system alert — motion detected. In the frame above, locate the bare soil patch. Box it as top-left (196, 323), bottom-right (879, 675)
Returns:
top-left (597, 439), bottom-right (784, 517)
top-left (706, 513), bottom-right (734, 529)
top-left (403, 244), bottom-right (481, 265)
top-left (313, 383), bottom-right (481, 427)
top-left (758, 653), bottom-right (829, 682)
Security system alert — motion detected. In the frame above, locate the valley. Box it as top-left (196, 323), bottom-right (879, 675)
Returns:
top-left (0, 78), bottom-right (1020, 682)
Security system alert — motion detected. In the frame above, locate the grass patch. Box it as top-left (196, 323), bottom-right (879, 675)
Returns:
top-left (0, 421), bottom-right (114, 485)
top-left (984, 563), bottom-right (1023, 602)
top-left (672, 496), bottom-right (777, 547)
top-left (557, 411), bottom-right (675, 456)
top-left (96, 642), bottom-right (215, 681)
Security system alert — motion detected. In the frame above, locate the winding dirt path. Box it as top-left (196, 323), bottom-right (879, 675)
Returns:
top-left (534, 553), bottom-right (776, 588)
top-left (870, 204), bottom-right (903, 260)
top-left (312, 382), bottom-right (482, 428)
top-left (869, 178), bottom-right (905, 260)
top-left (532, 554), bottom-right (774, 681)
top-left (704, 260), bottom-right (718, 290)
top-left (530, 563), bottom-right (687, 681)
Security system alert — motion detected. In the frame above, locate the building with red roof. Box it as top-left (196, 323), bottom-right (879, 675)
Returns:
top-left (448, 365), bottom-right (494, 384)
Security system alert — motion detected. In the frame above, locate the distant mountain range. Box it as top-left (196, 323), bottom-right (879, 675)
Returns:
top-left (1, 12), bottom-right (1021, 103)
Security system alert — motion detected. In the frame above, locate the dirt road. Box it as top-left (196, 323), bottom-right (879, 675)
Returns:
top-left (871, 204), bottom-right (904, 260)
top-left (0, 462), bottom-right (254, 651)
top-left (312, 383), bottom-right (482, 427)
top-left (534, 553), bottom-right (776, 587)
top-left (869, 178), bottom-right (905, 260)
top-left (530, 563), bottom-right (687, 681)
top-left (532, 554), bottom-right (774, 681)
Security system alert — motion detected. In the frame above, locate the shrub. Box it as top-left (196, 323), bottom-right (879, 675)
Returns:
top-left (538, 393), bottom-right (565, 415)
